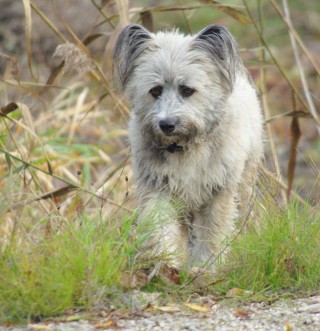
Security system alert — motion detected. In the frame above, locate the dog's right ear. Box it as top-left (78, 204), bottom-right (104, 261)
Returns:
top-left (113, 24), bottom-right (152, 89)
top-left (193, 25), bottom-right (240, 90)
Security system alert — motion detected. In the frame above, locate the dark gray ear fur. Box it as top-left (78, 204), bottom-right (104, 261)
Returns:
top-left (113, 24), bottom-right (152, 89)
top-left (193, 25), bottom-right (241, 89)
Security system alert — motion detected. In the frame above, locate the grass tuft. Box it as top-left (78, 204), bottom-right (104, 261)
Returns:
top-left (0, 213), bottom-right (136, 322)
top-left (221, 201), bottom-right (320, 292)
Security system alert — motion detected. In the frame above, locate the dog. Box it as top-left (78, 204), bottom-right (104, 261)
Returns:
top-left (113, 24), bottom-right (264, 269)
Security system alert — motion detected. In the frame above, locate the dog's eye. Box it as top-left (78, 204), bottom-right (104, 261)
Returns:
top-left (179, 85), bottom-right (195, 97)
top-left (149, 86), bottom-right (163, 99)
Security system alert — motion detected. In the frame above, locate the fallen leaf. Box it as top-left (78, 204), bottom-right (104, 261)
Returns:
top-left (95, 319), bottom-right (118, 329)
top-left (234, 309), bottom-right (251, 318)
top-left (155, 305), bottom-right (180, 313)
top-left (145, 303), bottom-right (155, 312)
top-left (169, 267), bottom-right (181, 284)
top-left (285, 321), bottom-right (293, 331)
top-left (184, 303), bottom-right (210, 313)
top-left (2, 322), bottom-right (13, 327)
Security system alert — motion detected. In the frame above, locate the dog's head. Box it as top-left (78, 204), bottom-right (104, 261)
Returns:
top-left (113, 24), bottom-right (242, 150)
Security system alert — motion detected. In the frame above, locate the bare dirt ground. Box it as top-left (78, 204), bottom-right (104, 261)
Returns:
top-left (4, 295), bottom-right (320, 331)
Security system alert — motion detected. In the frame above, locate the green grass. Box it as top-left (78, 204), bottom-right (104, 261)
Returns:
top-left (0, 212), bottom-right (136, 322)
top-left (0, 192), bottom-right (319, 323)
top-left (220, 201), bottom-right (320, 293)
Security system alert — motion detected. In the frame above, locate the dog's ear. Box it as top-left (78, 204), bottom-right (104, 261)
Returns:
top-left (113, 24), bottom-right (152, 89)
top-left (193, 25), bottom-right (240, 90)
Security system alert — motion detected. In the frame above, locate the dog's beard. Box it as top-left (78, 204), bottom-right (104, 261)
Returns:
top-left (149, 133), bottom-right (187, 153)
top-left (141, 123), bottom-right (193, 153)
top-left (140, 118), bottom-right (219, 153)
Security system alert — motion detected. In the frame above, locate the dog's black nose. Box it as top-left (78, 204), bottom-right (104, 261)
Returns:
top-left (159, 118), bottom-right (176, 135)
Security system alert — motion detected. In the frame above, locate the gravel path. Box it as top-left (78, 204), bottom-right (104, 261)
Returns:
top-left (5, 295), bottom-right (320, 331)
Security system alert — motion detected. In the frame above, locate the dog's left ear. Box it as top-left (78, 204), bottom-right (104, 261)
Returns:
top-left (193, 25), bottom-right (240, 90)
top-left (113, 24), bottom-right (152, 89)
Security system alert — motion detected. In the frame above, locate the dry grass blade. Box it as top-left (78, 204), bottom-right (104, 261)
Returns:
top-left (0, 148), bottom-right (78, 189)
top-left (22, 0), bottom-right (35, 78)
top-left (140, 10), bottom-right (153, 32)
top-left (1, 79), bottom-right (64, 91)
top-left (270, 0), bottom-right (320, 77)
top-left (90, 0), bottom-right (116, 28)
top-left (67, 88), bottom-right (89, 144)
top-left (30, 1), bottom-right (68, 43)
top-left (280, 0), bottom-right (320, 132)
top-left (242, 0), bottom-right (308, 111)
top-left (62, 22), bottom-right (91, 56)
top-left (8, 185), bottom-right (77, 212)
top-left (265, 110), bottom-right (311, 124)
top-left (0, 102), bottom-right (19, 116)
top-left (45, 61), bottom-right (65, 88)
top-left (286, 91), bottom-right (302, 201)
top-left (10, 103), bottom-right (53, 174)
top-left (0, 53), bottom-right (20, 79)
top-left (260, 166), bottom-right (309, 207)
top-left (83, 33), bottom-right (105, 46)
top-left (2, 104), bottom-right (38, 140)
top-left (287, 115), bottom-right (301, 201)
top-left (0, 148), bottom-right (132, 213)
top-left (199, 0), bottom-right (251, 25)
top-left (256, 1), bottom-right (287, 203)
top-left (116, 0), bottom-right (129, 27)
top-left (101, 0), bottom-right (112, 7)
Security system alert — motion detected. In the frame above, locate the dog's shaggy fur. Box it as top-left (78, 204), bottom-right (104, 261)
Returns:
top-left (114, 24), bottom-right (264, 268)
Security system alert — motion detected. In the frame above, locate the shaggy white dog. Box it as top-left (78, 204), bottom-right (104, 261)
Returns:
top-left (114, 24), bottom-right (264, 268)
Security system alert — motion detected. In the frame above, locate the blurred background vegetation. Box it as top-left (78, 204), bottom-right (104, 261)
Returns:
top-left (0, 0), bottom-right (319, 323)
top-left (1, 0), bottom-right (319, 208)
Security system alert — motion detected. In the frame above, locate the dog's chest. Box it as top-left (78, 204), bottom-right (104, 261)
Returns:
top-left (149, 149), bottom-right (228, 208)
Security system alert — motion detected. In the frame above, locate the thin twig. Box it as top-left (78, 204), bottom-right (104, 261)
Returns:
top-left (280, 0), bottom-right (320, 132)
top-left (265, 110), bottom-right (311, 123)
top-left (270, 0), bottom-right (320, 77)
top-left (30, 1), bottom-right (68, 43)
top-left (256, 0), bottom-right (287, 204)
top-left (242, 0), bottom-right (308, 111)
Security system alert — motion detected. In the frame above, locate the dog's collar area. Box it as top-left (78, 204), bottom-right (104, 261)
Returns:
top-left (166, 143), bottom-right (184, 153)
top-left (156, 142), bottom-right (185, 153)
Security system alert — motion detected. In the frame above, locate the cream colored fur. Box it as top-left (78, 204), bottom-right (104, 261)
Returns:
top-left (114, 24), bottom-right (264, 268)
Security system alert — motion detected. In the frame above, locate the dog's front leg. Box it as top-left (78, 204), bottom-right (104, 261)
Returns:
top-left (136, 193), bottom-right (188, 267)
top-left (187, 190), bottom-right (237, 269)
